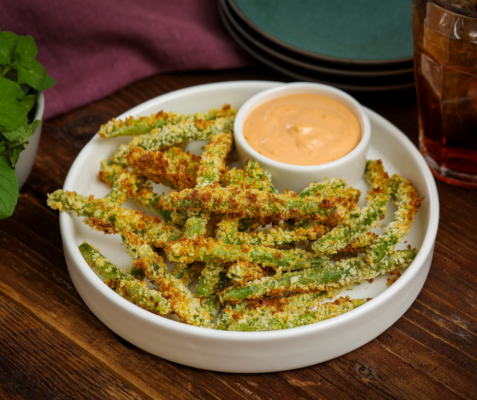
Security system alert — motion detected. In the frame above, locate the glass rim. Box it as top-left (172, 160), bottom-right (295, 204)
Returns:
top-left (433, 0), bottom-right (477, 18)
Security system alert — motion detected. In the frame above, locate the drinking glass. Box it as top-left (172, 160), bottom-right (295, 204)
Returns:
top-left (412, 0), bottom-right (477, 188)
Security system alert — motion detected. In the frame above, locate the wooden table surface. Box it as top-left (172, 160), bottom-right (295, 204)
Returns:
top-left (1, 67), bottom-right (476, 400)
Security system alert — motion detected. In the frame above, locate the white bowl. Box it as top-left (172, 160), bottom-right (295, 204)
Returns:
top-left (234, 82), bottom-right (371, 192)
top-left (60, 81), bottom-right (439, 373)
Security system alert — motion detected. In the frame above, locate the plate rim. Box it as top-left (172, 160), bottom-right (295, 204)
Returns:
top-left (221, 0), bottom-right (415, 78)
top-left (227, 0), bottom-right (414, 66)
top-left (60, 80), bottom-right (439, 342)
top-left (219, 5), bottom-right (415, 92)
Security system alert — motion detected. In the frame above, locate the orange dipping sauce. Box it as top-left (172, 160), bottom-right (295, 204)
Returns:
top-left (243, 93), bottom-right (361, 166)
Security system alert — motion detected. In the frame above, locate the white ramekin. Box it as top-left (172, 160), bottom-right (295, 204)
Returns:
top-left (234, 82), bottom-right (371, 192)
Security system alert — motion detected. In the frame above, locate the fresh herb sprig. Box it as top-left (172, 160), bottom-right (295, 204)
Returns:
top-left (0, 31), bottom-right (55, 219)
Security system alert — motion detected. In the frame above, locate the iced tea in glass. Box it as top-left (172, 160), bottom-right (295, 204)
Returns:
top-left (413, 0), bottom-right (477, 187)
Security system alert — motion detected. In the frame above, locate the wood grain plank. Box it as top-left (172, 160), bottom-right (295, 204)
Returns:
top-left (428, 267), bottom-right (477, 312)
top-left (377, 326), bottom-right (477, 400)
top-left (0, 246), bottom-right (242, 400)
top-left (280, 368), bottom-right (353, 400)
top-left (1, 192), bottom-right (63, 251)
top-left (425, 272), bottom-right (477, 321)
top-left (0, 230), bottom-right (85, 305)
top-left (0, 293), bottom-right (144, 400)
top-left (329, 341), bottom-right (462, 400)
top-left (406, 303), bottom-right (477, 360)
top-left (3, 67), bottom-right (477, 399)
top-left (415, 293), bottom-right (477, 338)
top-left (395, 314), bottom-right (477, 377)
top-left (0, 214), bottom-right (65, 273)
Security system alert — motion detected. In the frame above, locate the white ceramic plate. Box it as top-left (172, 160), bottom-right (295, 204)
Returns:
top-left (60, 81), bottom-right (439, 373)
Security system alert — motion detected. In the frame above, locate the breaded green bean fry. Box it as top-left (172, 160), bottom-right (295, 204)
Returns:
top-left (171, 262), bottom-right (204, 286)
top-left (218, 249), bottom-right (416, 302)
top-left (225, 297), bottom-right (367, 331)
top-left (79, 242), bottom-right (171, 315)
top-left (47, 190), bottom-right (182, 247)
top-left (216, 288), bottom-right (346, 330)
top-left (99, 161), bottom-right (174, 222)
top-left (195, 131), bottom-right (233, 188)
top-left (367, 174), bottom-right (421, 264)
top-left (99, 105), bottom-right (236, 138)
top-left (99, 110), bottom-right (181, 138)
top-left (121, 230), bottom-right (213, 327)
top-left (312, 160), bottom-right (391, 255)
top-left (125, 146), bottom-right (200, 191)
top-left (226, 261), bottom-right (268, 285)
top-left (196, 261), bottom-right (225, 297)
top-left (300, 178), bottom-right (360, 202)
top-left (166, 237), bottom-right (329, 270)
top-left (165, 186), bottom-right (355, 226)
top-left (243, 160), bottom-right (277, 194)
top-left (110, 114), bottom-right (235, 167)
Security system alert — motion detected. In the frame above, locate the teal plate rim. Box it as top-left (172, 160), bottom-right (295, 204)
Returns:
top-left (227, 0), bottom-right (414, 66)
top-left (219, 4), bottom-right (415, 91)
top-left (221, 0), bottom-right (414, 78)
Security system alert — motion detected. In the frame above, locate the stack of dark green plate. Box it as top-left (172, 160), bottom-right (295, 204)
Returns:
top-left (219, 0), bottom-right (415, 91)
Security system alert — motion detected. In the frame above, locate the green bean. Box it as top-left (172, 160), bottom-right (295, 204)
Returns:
top-left (125, 146), bottom-right (200, 191)
top-left (184, 214), bottom-right (209, 239)
top-left (225, 297), bottom-right (367, 332)
top-left (218, 249), bottom-right (416, 302)
top-left (165, 186), bottom-right (355, 226)
top-left (312, 160), bottom-right (391, 255)
top-left (99, 161), bottom-right (174, 222)
top-left (47, 190), bottom-right (182, 247)
top-left (166, 237), bottom-right (329, 270)
top-left (102, 182), bottom-right (129, 206)
top-left (121, 230), bottom-right (212, 328)
top-left (171, 262), bottom-right (204, 286)
top-left (195, 131), bottom-right (233, 188)
top-left (200, 272), bottom-right (230, 319)
top-left (216, 288), bottom-right (345, 330)
top-left (300, 178), bottom-right (361, 203)
top-left (224, 221), bottom-right (326, 247)
top-left (79, 242), bottom-right (171, 315)
top-left (110, 116), bottom-right (235, 167)
top-left (215, 214), bottom-right (324, 247)
top-left (243, 160), bottom-right (277, 194)
top-left (367, 174), bottom-right (421, 265)
top-left (215, 215), bottom-right (240, 244)
top-left (99, 105), bottom-right (236, 138)
top-left (226, 261), bottom-right (268, 285)
top-left (196, 261), bottom-right (225, 297)
top-left (99, 110), bottom-right (182, 138)
top-left (183, 128), bottom-right (233, 295)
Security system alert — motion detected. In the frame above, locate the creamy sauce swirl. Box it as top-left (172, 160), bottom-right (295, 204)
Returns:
top-left (243, 93), bottom-right (361, 166)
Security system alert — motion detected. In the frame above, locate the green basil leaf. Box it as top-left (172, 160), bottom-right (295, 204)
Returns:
top-left (29, 119), bottom-right (40, 135)
top-left (38, 72), bottom-right (55, 91)
top-left (17, 60), bottom-right (46, 90)
top-left (21, 94), bottom-right (37, 112)
top-left (0, 33), bottom-right (13, 64)
top-left (8, 142), bottom-right (26, 166)
top-left (2, 31), bottom-right (20, 50)
top-left (0, 141), bottom-right (6, 154)
top-left (1, 120), bottom-right (38, 144)
top-left (14, 35), bottom-right (37, 68)
top-left (1, 121), bottom-right (29, 142)
top-left (0, 154), bottom-right (18, 220)
top-left (0, 77), bottom-right (27, 130)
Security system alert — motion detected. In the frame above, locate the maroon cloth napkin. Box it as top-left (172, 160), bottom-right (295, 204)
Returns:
top-left (1, 0), bottom-right (254, 119)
